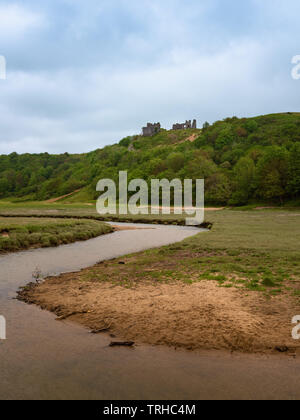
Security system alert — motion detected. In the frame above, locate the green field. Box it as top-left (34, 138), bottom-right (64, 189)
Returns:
top-left (79, 209), bottom-right (300, 298)
top-left (1, 202), bottom-right (299, 299)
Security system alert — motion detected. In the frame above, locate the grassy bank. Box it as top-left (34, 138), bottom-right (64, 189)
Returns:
top-left (3, 204), bottom-right (300, 295)
top-left (0, 201), bottom-right (213, 227)
top-left (74, 209), bottom-right (300, 297)
top-left (18, 209), bottom-right (300, 353)
top-left (0, 217), bottom-right (113, 253)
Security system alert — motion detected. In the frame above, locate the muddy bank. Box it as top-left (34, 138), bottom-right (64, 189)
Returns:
top-left (111, 225), bottom-right (155, 231)
top-left (18, 262), bottom-right (300, 355)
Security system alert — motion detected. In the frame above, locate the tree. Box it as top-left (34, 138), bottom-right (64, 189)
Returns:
top-left (0, 178), bottom-right (9, 197)
top-left (287, 142), bottom-right (300, 197)
top-left (206, 173), bottom-right (232, 204)
top-left (166, 153), bottom-right (185, 172)
top-left (230, 157), bottom-right (255, 205)
top-left (202, 122), bottom-right (210, 131)
top-left (215, 124), bottom-right (235, 150)
top-left (244, 120), bottom-right (258, 133)
top-left (185, 155), bottom-right (217, 179)
top-left (256, 147), bottom-right (289, 203)
top-left (236, 127), bottom-right (248, 138)
top-left (119, 136), bottom-right (132, 148)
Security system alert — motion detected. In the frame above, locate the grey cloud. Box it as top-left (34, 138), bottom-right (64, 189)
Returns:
top-left (0, 0), bottom-right (299, 154)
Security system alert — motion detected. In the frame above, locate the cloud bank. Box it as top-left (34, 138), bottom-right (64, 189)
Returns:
top-left (0, 0), bottom-right (299, 154)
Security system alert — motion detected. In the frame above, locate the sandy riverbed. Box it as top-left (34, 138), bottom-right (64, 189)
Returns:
top-left (18, 261), bottom-right (300, 355)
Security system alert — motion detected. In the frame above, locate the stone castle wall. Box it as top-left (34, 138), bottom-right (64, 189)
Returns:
top-left (142, 119), bottom-right (197, 136)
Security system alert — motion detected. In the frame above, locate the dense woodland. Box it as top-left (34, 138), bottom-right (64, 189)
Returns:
top-left (0, 113), bottom-right (300, 206)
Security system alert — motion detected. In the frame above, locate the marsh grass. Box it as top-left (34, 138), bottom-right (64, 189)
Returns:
top-left (0, 204), bottom-right (299, 298)
top-left (80, 209), bottom-right (300, 298)
top-left (0, 201), bottom-right (212, 227)
top-left (0, 217), bottom-right (112, 253)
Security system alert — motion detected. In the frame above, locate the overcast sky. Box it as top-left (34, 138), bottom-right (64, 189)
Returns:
top-left (0, 0), bottom-right (299, 154)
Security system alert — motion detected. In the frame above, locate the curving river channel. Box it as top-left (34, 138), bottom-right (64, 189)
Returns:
top-left (0, 223), bottom-right (300, 400)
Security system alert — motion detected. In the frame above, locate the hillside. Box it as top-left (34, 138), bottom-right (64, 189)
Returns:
top-left (0, 112), bottom-right (300, 206)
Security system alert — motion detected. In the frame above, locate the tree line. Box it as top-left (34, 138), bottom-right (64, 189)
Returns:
top-left (0, 112), bottom-right (299, 206)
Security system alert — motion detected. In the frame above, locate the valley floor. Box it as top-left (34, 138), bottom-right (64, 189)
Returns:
top-left (17, 208), bottom-right (300, 354)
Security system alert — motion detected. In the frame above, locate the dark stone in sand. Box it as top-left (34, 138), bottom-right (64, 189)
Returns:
top-left (109, 341), bottom-right (135, 347)
top-left (90, 327), bottom-right (110, 334)
top-left (275, 346), bottom-right (289, 353)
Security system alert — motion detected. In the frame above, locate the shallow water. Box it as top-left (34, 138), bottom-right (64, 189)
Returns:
top-left (0, 223), bottom-right (299, 400)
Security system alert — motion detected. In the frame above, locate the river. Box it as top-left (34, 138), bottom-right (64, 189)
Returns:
top-left (0, 223), bottom-right (299, 400)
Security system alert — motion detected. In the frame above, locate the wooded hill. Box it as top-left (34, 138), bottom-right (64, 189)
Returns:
top-left (1, 112), bottom-right (300, 206)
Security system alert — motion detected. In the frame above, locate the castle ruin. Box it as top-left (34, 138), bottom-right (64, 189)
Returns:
top-left (172, 119), bottom-right (197, 130)
top-left (142, 119), bottom-right (197, 137)
top-left (142, 122), bottom-right (161, 137)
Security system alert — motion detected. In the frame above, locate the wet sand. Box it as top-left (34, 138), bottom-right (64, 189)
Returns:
top-left (19, 264), bottom-right (300, 354)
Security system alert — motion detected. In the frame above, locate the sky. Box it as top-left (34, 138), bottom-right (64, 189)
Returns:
top-left (0, 0), bottom-right (299, 154)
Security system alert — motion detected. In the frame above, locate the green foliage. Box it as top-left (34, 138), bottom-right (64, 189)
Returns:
top-left (166, 152), bottom-right (185, 172)
top-left (244, 120), bottom-right (258, 133)
top-left (288, 142), bottom-right (300, 197)
top-left (0, 113), bottom-right (299, 206)
top-left (205, 173), bottom-right (232, 204)
top-left (215, 123), bottom-right (235, 150)
top-left (255, 146), bottom-right (289, 202)
top-left (119, 136), bottom-right (132, 148)
top-left (230, 157), bottom-right (255, 205)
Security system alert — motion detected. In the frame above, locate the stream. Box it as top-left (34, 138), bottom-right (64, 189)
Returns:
top-left (0, 223), bottom-right (299, 400)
